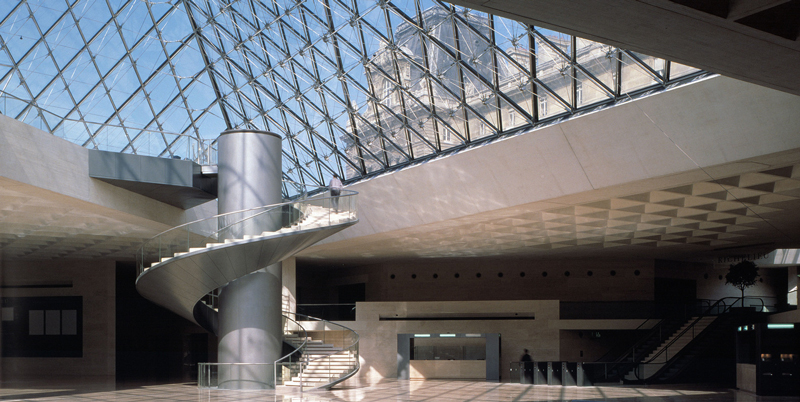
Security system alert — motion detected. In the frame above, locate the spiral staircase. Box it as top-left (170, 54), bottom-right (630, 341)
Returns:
top-left (135, 189), bottom-right (359, 390)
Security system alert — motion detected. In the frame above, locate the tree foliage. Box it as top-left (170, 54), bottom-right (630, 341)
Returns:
top-left (725, 260), bottom-right (760, 298)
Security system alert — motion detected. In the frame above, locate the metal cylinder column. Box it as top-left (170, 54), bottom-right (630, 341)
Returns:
top-left (216, 129), bottom-right (283, 389)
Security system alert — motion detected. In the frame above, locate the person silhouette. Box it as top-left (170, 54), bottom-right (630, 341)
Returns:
top-left (521, 349), bottom-right (533, 384)
top-left (329, 173), bottom-right (343, 212)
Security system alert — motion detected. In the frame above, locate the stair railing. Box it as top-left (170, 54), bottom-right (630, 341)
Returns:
top-left (629, 296), bottom-right (766, 381)
top-left (136, 187), bottom-right (358, 277)
top-left (205, 180), bottom-right (311, 244)
top-left (640, 296), bottom-right (772, 365)
top-left (276, 312), bottom-right (360, 390)
top-left (274, 313), bottom-right (309, 389)
top-left (198, 312), bottom-right (307, 389)
top-left (604, 297), bottom-right (739, 368)
top-left (0, 91), bottom-right (219, 165)
top-left (591, 317), bottom-right (661, 365)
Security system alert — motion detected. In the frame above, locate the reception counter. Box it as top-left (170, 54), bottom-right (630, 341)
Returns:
top-left (409, 360), bottom-right (486, 380)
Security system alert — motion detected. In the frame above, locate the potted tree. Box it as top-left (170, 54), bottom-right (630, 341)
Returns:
top-left (725, 260), bottom-right (760, 308)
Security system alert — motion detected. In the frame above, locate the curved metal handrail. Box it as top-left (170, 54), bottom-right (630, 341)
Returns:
top-left (277, 313), bottom-right (308, 366)
top-left (278, 312), bottom-right (360, 390)
top-left (198, 182), bottom-right (312, 246)
top-left (198, 312), bottom-right (359, 390)
top-left (138, 181), bottom-right (326, 254)
top-left (306, 320), bottom-right (360, 390)
top-left (198, 312), bottom-right (308, 390)
top-left (136, 188), bottom-right (358, 276)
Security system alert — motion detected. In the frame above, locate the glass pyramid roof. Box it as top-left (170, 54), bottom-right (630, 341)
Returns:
top-left (0, 0), bottom-right (702, 197)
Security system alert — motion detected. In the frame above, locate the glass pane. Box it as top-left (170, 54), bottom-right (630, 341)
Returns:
top-left (576, 39), bottom-right (616, 93)
top-left (536, 83), bottom-right (569, 119)
top-left (620, 52), bottom-right (659, 94)
top-left (631, 51), bottom-right (667, 80)
top-left (670, 61), bottom-right (702, 79)
top-left (0, 0), bottom-right (703, 193)
top-left (576, 70), bottom-right (613, 108)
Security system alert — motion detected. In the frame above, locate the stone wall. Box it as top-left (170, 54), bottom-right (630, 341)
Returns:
top-left (1, 259), bottom-right (116, 377)
top-left (299, 258), bottom-right (655, 304)
top-left (346, 300), bottom-right (559, 384)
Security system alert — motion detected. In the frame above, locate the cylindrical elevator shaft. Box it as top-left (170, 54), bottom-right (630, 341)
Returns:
top-left (215, 129), bottom-right (283, 389)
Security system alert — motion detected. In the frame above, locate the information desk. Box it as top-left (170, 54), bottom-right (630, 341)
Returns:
top-left (397, 333), bottom-right (500, 381)
top-left (409, 360), bottom-right (486, 380)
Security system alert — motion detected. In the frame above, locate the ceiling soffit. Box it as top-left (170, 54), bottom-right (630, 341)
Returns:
top-left (299, 162), bottom-right (800, 262)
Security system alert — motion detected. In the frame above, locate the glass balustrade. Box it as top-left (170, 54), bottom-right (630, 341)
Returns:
top-left (198, 363), bottom-right (276, 389)
top-left (136, 187), bottom-right (357, 276)
top-left (197, 312), bottom-right (360, 391)
top-left (137, 180), bottom-right (359, 390)
top-left (0, 93), bottom-right (218, 165)
top-left (275, 313), bottom-right (360, 390)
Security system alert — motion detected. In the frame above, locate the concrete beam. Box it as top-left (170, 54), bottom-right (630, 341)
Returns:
top-left (88, 150), bottom-right (217, 209)
top-left (450, 0), bottom-right (800, 96)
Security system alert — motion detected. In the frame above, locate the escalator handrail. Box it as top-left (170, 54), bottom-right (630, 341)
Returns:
top-left (642, 297), bottom-right (766, 382)
top-left (629, 297), bottom-right (759, 382)
top-left (637, 297), bottom-right (731, 366)
top-left (619, 296), bottom-right (766, 382)
top-left (641, 296), bottom-right (766, 365)
top-left (629, 296), bottom-right (767, 382)
top-left (627, 297), bottom-right (736, 382)
top-left (608, 295), bottom-right (755, 366)
top-left (593, 317), bottom-right (661, 363)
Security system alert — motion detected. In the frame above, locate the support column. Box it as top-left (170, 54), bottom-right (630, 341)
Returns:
top-left (217, 264), bottom-right (282, 389)
top-left (215, 130), bottom-right (283, 389)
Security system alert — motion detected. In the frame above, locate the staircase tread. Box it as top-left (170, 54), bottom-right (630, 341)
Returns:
top-left (144, 206), bottom-right (358, 390)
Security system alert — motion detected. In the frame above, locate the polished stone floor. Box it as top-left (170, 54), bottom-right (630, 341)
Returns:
top-left (0, 379), bottom-right (793, 402)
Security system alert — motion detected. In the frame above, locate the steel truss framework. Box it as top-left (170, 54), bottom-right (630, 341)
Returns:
top-left (0, 0), bottom-right (703, 197)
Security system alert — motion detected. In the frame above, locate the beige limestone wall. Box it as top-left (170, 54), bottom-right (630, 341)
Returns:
top-left (300, 258), bottom-right (654, 303)
top-left (410, 360), bottom-right (485, 379)
top-left (0, 114), bottom-right (192, 228)
top-left (0, 260), bottom-right (116, 377)
top-left (343, 300), bottom-right (560, 384)
top-left (338, 300), bottom-right (659, 384)
top-left (736, 363), bottom-right (757, 392)
top-left (282, 257), bottom-right (297, 313)
top-left (413, 336), bottom-right (486, 348)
